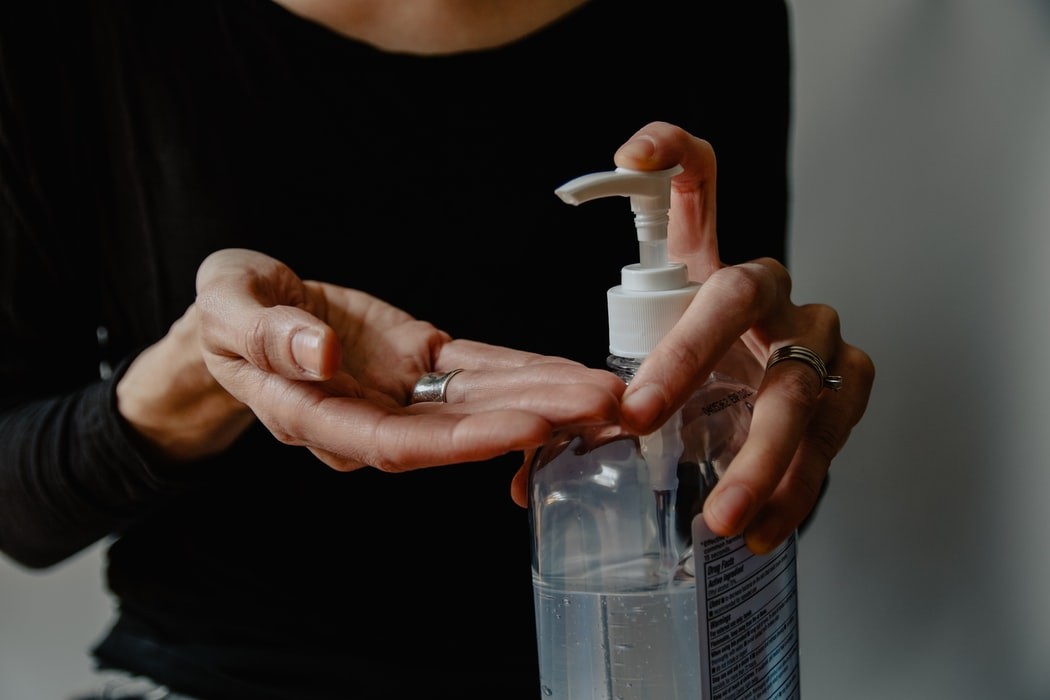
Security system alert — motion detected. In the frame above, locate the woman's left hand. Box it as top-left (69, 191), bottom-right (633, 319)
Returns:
top-left (606, 121), bottom-right (875, 554)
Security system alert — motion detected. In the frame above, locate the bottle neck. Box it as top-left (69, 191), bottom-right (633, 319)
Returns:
top-left (606, 354), bottom-right (642, 383)
top-left (611, 346), bottom-right (763, 393)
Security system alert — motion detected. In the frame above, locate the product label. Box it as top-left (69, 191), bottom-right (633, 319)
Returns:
top-left (694, 518), bottom-right (801, 700)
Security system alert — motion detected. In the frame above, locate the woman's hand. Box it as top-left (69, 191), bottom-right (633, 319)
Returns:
top-left (117, 305), bottom-right (256, 463)
top-left (192, 248), bottom-right (625, 474)
top-left (610, 121), bottom-right (875, 553)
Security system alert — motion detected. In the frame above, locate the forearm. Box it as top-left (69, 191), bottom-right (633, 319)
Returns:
top-left (0, 363), bottom-right (200, 569)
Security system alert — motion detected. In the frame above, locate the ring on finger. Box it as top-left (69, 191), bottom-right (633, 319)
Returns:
top-left (765, 345), bottom-right (843, 391)
top-left (410, 368), bottom-right (465, 404)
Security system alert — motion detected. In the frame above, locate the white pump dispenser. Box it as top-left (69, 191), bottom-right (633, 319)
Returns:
top-left (555, 165), bottom-right (694, 491)
top-left (555, 165), bottom-right (697, 360)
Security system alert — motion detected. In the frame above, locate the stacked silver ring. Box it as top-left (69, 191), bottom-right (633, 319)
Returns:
top-left (765, 345), bottom-right (843, 391)
top-left (410, 368), bottom-right (464, 403)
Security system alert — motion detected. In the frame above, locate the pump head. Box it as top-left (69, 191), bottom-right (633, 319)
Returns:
top-left (555, 165), bottom-right (700, 358)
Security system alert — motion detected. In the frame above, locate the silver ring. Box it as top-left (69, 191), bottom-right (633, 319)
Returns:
top-left (410, 368), bottom-right (464, 403)
top-left (766, 345), bottom-right (843, 391)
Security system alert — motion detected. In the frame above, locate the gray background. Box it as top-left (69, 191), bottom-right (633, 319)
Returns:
top-left (3, 1), bottom-right (1049, 698)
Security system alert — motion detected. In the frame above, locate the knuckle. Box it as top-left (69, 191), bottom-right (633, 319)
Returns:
top-left (406, 319), bottom-right (452, 364)
top-left (259, 415), bottom-right (296, 446)
top-left (409, 318), bottom-right (447, 337)
top-left (752, 256), bottom-right (792, 296)
top-left (804, 303), bottom-right (842, 337)
top-left (369, 453), bottom-right (412, 475)
top-left (707, 265), bottom-right (764, 307)
top-left (805, 421), bottom-right (844, 465)
top-left (709, 260), bottom-right (785, 315)
top-left (258, 394), bottom-right (318, 448)
top-left (243, 314), bottom-right (276, 372)
top-left (772, 367), bottom-right (823, 413)
top-left (848, 346), bottom-right (877, 388)
top-left (368, 417), bottom-right (421, 474)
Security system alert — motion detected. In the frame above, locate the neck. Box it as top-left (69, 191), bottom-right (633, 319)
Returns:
top-left (272, 0), bottom-right (589, 55)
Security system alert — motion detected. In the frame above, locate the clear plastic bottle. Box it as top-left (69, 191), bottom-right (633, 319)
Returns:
top-left (529, 167), bottom-right (800, 700)
top-left (530, 356), bottom-right (759, 700)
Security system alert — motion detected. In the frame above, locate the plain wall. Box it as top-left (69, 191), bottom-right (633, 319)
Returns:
top-left (2, 1), bottom-right (1049, 698)
top-left (790, 1), bottom-right (1050, 699)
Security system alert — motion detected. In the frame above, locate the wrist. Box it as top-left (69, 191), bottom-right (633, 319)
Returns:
top-left (117, 309), bottom-right (255, 463)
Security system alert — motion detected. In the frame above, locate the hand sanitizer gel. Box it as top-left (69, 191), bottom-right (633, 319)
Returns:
top-left (529, 167), bottom-right (801, 700)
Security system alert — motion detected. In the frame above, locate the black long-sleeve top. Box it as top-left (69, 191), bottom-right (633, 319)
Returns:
top-left (0, 1), bottom-right (791, 697)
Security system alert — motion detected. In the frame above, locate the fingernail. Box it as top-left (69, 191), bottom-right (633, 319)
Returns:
top-left (745, 516), bottom-right (785, 555)
top-left (292, 328), bottom-right (323, 378)
top-left (615, 135), bottom-right (657, 163)
top-left (708, 484), bottom-right (753, 534)
top-left (621, 384), bottom-right (664, 432)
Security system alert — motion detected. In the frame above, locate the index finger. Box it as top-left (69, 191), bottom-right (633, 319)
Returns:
top-left (621, 261), bottom-right (776, 435)
top-left (614, 121), bottom-right (722, 280)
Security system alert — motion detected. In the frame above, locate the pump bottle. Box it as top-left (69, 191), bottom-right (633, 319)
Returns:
top-left (528, 167), bottom-right (801, 700)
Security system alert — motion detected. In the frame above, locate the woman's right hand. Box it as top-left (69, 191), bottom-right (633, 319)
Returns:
top-left (188, 248), bottom-right (626, 474)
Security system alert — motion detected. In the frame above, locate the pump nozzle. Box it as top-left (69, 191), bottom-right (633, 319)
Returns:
top-left (555, 165), bottom-right (683, 247)
top-left (555, 165), bottom-right (696, 360)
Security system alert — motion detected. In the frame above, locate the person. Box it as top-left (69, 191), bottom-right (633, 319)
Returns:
top-left (0, 1), bottom-right (874, 698)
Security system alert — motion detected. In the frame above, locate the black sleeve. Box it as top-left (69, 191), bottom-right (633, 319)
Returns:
top-left (0, 363), bottom-right (189, 569)
top-left (0, 1), bottom-right (193, 569)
